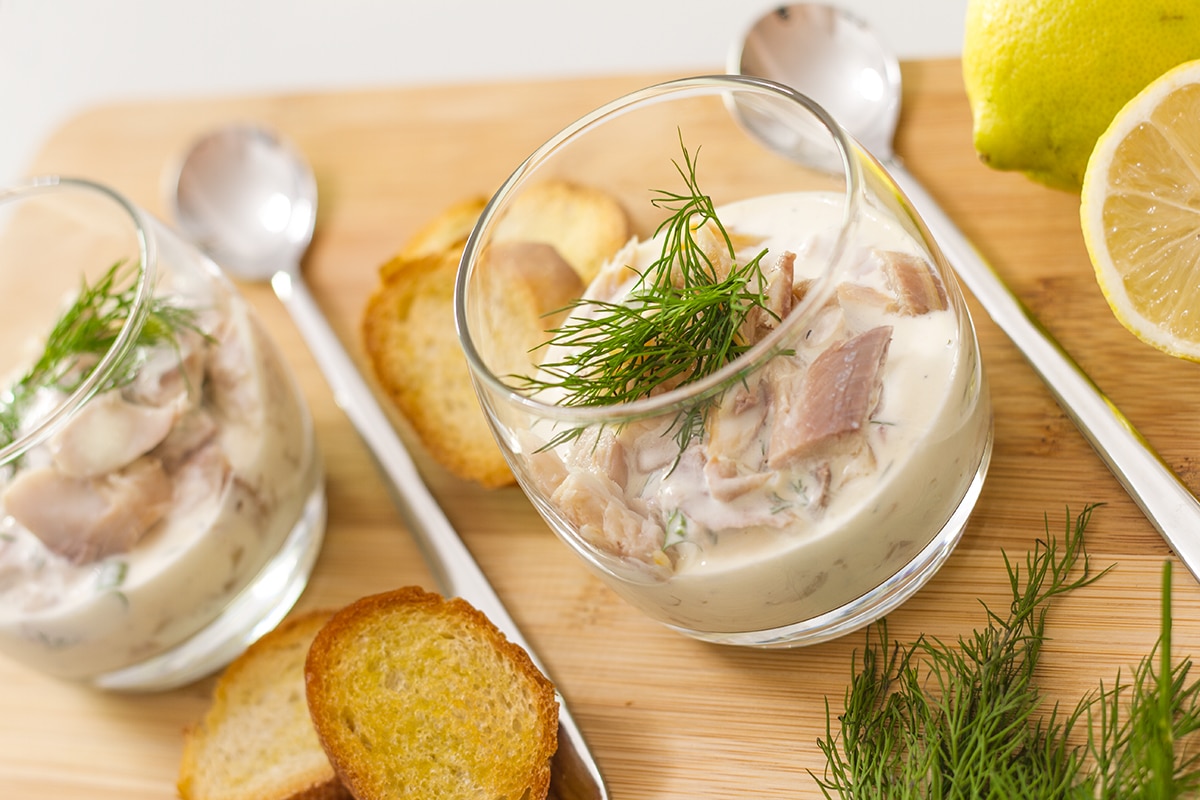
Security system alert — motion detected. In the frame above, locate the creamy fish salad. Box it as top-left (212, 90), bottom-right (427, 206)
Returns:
top-left (0, 268), bottom-right (318, 679)
top-left (522, 192), bottom-right (991, 633)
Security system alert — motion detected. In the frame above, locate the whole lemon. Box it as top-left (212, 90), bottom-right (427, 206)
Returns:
top-left (963, 0), bottom-right (1200, 192)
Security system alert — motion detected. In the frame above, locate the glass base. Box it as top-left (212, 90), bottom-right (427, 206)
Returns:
top-left (93, 481), bottom-right (328, 692)
top-left (669, 427), bottom-right (994, 649)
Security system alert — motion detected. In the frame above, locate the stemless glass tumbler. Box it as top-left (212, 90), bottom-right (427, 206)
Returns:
top-left (0, 178), bottom-right (325, 688)
top-left (457, 76), bottom-right (992, 647)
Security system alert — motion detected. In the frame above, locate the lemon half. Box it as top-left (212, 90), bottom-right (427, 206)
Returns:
top-left (1081, 59), bottom-right (1200, 361)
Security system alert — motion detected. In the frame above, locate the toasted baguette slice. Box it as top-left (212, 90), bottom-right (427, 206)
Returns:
top-left (492, 179), bottom-right (631, 283)
top-left (178, 610), bottom-right (351, 800)
top-left (361, 240), bottom-right (582, 488)
top-left (472, 239), bottom-right (585, 380)
top-left (305, 586), bottom-right (558, 800)
top-left (393, 195), bottom-right (488, 264)
top-left (362, 182), bottom-right (623, 488)
top-left (362, 248), bottom-right (510, 487)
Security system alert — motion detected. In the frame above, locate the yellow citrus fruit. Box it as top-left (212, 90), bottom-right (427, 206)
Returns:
top-left (963, 0), bottom-right (1200, 192)
top-left (1080, 59), bottom-right (1200, 361)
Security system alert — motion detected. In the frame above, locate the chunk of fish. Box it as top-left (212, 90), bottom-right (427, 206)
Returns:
top-left (703, 457), bottom-right (772, 503)
top-left (879, 250), bottom-right (948, 316)
top-left (51, 390), bottom-right (178, 478)
top-left (551, 470), bottom-right (665, 565)
top-left (671, 446), bottom-right (793, 532)
top-left (128, 327), bottom-right (208, 407)
top-left (768, 325), bottom-right (892, 467)
top-left (741, 250), bottom-right (796, 345)
top-left (572, 427), bottom-right (629, 490)
top-left (3, 457), bottom-right (173, 564)
top-left (706, 380), bottom-right (769, 465)
top-left (153, 408), bottom-right (219, 473)
top-left (673, 221), bottom-right (734, 287)
top-left (703, 379), bottom-right (770, 501)
top-left (170, 441), bottom-right (231, 518)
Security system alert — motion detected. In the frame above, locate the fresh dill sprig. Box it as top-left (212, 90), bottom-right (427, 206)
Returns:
top-left (813, 505), bottom-right (1200, 799)
top-left (1084, 560), bottom-right (1200, 798)
top-left (518, 135), bottom-right (772, 452)
top-left (0, 260), bottom-right (204, 449)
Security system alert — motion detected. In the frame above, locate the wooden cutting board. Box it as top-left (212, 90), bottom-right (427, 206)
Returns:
top-left (5, 60), bottom-right (1200, 799)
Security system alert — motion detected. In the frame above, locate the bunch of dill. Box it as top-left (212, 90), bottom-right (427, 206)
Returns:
top-left (815, 505), bottom-right (1200, 799)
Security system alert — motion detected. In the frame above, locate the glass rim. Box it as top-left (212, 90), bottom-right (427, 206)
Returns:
top-left (0, 176), bottom-right (157, 465)
top-left (453, 73), bottom-right (862, 426)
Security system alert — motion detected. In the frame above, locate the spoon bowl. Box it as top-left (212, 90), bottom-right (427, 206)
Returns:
top-left (170, 124), bottom-right (608, 800)
top-left (172, 125), bottom-right (316, 280)
top-left (732, 2), bottom-right (1200, 583)
top-left (731, 4), bottom-right (899, 159)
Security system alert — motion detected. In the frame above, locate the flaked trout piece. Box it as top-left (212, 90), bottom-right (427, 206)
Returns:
top-left (879, 249), bottom-right (948, 316)
top-left (741, 250), bottom-right (797, 345)
top-left (768, 325), bottom-right (893, 467)
top-left (4, 457), bottom-right (173, 564)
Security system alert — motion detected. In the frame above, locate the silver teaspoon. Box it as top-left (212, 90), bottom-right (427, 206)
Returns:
top-left (169, 124), bottom-right (607, 800)
top-left (731, 4), bottom-right (1200, 582)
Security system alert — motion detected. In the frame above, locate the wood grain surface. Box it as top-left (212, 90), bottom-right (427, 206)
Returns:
top-left (4, 59), bottom-right (1200, 799)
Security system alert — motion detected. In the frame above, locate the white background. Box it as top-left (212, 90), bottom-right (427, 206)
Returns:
top-left (0, 0), bottom-right (968, 184)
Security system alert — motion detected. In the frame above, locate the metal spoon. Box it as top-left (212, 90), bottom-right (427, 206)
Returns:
top-left (731, 4), bottom-right (1200, 582)
top-left (169, 124), bottom-right (607, 800)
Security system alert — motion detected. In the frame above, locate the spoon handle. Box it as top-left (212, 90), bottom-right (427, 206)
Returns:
top-left (269, 269), bottom-right (608, 800)
top-left (888, 160), bottom-right (1200, 579)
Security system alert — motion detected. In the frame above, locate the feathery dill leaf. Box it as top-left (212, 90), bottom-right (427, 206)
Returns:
top-left (518, 135), bottom-right (772, 452)
top-left (0, 260), bottom-right (203, 449)
top-left (814, 505), bottom-right (1200, 799)
top-left (1084, 560), bottom-right (1200, 798)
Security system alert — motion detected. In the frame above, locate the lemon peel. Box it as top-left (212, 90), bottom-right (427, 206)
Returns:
top-left (964, 0), bottom-right (1200, 192)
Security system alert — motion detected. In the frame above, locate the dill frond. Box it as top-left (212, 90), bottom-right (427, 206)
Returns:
top-left (518, 134), bottom-right (772, 452)
top-left (0, 260), bottom-right (204, 450)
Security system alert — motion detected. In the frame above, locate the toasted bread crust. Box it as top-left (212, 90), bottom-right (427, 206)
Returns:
top-left (360, 181), bottom-right (627, 489)
top-left (304, 587), bottom-right (558, 800)
top-left (362, 249), bottom-right (516, 488)
top-left (492, 179), bottom-right (631, 283)
top-left (394, 195), bottom-right (488, 263)
top-left (178, 610), bottom-right (351, 800)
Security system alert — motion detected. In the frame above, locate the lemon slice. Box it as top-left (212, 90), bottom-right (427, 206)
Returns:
top-left (1080, 59), bottom-right (1200, 361)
